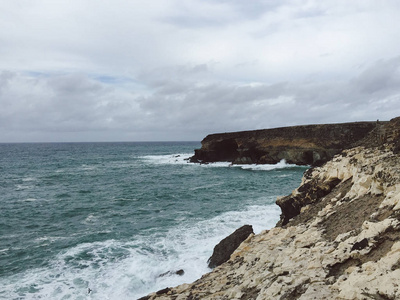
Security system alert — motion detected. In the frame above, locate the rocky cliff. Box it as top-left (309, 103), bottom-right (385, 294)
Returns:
top-left (142, 117), bottom-right (400, 300)
top-left (190, 122), bottom-right (381, 166)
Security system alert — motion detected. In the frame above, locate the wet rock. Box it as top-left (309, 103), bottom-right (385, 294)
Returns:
top-left (208, 225), bottom-right (254, 268)
top-left (158, 269), bottom-right (185, 277)
top-left (156, 287), bottom-right (171, 295)
top-left (175, 269), bottom-right (184, 276)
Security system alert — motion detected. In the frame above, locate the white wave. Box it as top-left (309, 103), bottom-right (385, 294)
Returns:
top-left (20, 198), bottom-right (38, 202)
top-left (33, 236), bottom-right (66, 248)
top-left (80, 164), bottom-right (97, 171)
top-left (15, 184), bottom-right (34, 191)
top-left (195, 159), bottom-right (301, 171)
top-left (142, 154), bottom-right (300, 172)
top-left (199, 161), bottom-right (232, 168)
top-left (189, 182), bottom-right (224, 191)
top-left (22, 177), bottom-right (37, 182)
top-left (1, 203), bottom-right (281, 300)
top-left (140, 153), bottom-right (193, 165)
top-left (236, 159), bottom-right (299, 171)
top-left (81, 213), bottom-right (99, 225)
top-left (277, 174), bottom-right (291, 178)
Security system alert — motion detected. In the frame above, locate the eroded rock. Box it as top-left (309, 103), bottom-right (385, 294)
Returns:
top-left (208, 225), bottom-right (254, 268)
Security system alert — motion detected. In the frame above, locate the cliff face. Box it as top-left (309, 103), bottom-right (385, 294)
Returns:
top-left (191, 122), bottom-right (380, 166)
top-left (143, 117), bottom-right (400, 300)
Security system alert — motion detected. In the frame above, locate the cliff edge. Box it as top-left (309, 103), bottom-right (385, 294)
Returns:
top-left (190, 122), bottom-right (380, 166)
top-left (142, 117), bottom-right (400, 299)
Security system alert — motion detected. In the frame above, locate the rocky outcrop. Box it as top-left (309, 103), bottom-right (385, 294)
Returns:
top-left (158, 269), bottom-right (185, 277)
top-left (208, 225), bottom-right (254, 269)
top-left (143, 117), bottom-right (400, 300)
top-left (191, 122), bottom-right (380, 166)
top-left (276, 117), bottom-right (400, 227)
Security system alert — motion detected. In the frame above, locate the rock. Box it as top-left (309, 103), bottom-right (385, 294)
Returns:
top-left (276, 176), bottom-right (341, 226)
top-left (207, 225), bottom-right (254, 268)
top-left (155, 287), bottom-right (171, 295)
top-left (351, 238), bottom-right (369, 251)
top-left (175, 269), bottom-right (184, 276)
top-left (190, 122), bottom-right (380, 166)
top-left (158, 269), bottom-right (185, 277)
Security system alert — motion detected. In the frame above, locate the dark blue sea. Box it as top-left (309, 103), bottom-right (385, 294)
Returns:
top-left (0, 142), bottom-right (306, 299)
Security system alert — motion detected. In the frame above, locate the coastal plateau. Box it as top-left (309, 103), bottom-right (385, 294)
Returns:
top-left (142, 117), bottom-right (400, 300)
top-left (190, 122), bottom-right (382, 166)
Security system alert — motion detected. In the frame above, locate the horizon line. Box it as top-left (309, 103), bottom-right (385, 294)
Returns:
top-left (0, 140), bottom-right (201, 144)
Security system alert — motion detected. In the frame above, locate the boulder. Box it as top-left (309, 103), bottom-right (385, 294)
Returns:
top-left (208, 225), bottom-right (254, 268)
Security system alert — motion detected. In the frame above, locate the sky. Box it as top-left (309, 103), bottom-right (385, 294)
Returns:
top-left (1, 0), bottom-right (400, 142)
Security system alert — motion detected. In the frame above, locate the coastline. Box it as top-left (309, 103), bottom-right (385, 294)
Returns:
top-left (142, 117), bottom-right (400, 299)
top-left (190, 121), bottom-right (380, 166)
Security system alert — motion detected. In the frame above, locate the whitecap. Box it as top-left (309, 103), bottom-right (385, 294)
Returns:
top-left (236, 159), bottom-right (299, 171)
top-left (198, 161), bottom-right (232, 168)
top-left (189, 182), bottom-right (224, 191)
top-left (0, 202), bottom-right (281, 300)
top-left (34, 236), bottom-right (64, 243)
top-left (82, 214), bottom-right (99, 225)
top-left (15, 184), bottom-right (33, 191)
top-left (80, 164), bottom-right (96, 171)
top-left (196, 159), bottom-right (302, 171)
top-left (20, 198), bottom-right (38, 202)
top-left (140, 153), bottom-right (193, 165)
top-left (140, 155), bottom-right (302, 172)
top-left (22, 177), bottom-right (36, 182)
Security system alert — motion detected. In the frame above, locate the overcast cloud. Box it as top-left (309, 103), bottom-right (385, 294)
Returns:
top-left (1, 0), bottom-right (400, 142)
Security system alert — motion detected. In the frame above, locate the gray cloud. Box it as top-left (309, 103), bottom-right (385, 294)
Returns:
top-left (352, 57), bottom-right (400, 94)
top-left (1, 1), bottom-right (400, 142)
top-left (1, 56), bottom-right (400, 142)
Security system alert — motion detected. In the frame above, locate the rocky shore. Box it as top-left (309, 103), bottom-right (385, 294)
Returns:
top-left (142, 117), bottom-right (400, 300)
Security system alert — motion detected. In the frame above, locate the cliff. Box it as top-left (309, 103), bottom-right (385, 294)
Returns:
top-left (141, 117), bottom-right (400, 299)
top-left (190, 122), bottom-right (381, 166)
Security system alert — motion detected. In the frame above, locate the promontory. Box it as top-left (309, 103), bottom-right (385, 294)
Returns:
top-left (142, 117), bottom-right (400, 300)
top-left (190, 121), bottom-right (383, 166)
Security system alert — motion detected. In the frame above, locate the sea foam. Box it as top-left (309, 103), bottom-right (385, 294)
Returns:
top-left (1, 202), bottom-right (280, 300)
top-left (142, 154), bottom-right (300, 171)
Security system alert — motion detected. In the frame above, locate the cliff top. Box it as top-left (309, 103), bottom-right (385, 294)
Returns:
top-left (202, 121), bottom-right (380, 142)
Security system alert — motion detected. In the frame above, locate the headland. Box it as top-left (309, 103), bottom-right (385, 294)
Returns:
top-left (143, 117), bottom-right (400, 299)
top-left (190, 121), bottom-right (383, 166)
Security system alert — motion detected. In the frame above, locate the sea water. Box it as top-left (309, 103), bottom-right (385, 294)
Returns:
top-left (0, 142), bottom-right (307, 299)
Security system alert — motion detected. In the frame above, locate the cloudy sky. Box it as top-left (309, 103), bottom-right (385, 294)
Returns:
top-left (1, 0), bottom-right (400, 142)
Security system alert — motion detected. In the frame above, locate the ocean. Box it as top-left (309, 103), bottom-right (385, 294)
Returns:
top-left (0, 142), bottom-right (307, 299)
